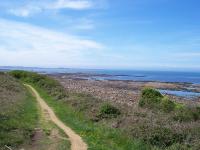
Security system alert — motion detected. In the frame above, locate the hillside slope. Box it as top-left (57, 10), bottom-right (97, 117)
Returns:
top-left (0, 72), bottom-right (70, 150)
top-left (0, 72), bottom-right (38, 148)
top-left (9, 70), bottom-right (200, 150)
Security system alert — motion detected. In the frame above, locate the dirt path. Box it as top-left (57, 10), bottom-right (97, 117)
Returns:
top-left (25, 84), bottom-right (88, 150)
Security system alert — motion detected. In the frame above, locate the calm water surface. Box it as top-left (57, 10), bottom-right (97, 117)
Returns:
top-left (1, 67), bottom-right (200, 98)
top-left (1, 67), bottom-right (200, 84)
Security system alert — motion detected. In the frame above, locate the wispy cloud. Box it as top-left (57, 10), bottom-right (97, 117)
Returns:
top-left (9, 5), bottom-right (42, 17)
top-left (0, 18), bottom-right (103, 67)
top-left (52, 0), bottom-right (93, 10)
top-left (6, 0), bottom-right (102, 17)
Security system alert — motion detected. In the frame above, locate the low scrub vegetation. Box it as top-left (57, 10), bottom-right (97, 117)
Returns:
top-left (173, 106), bottom-right (200, 122)
top-left (135, 87), bottom-right (200, 149)
top-left (9, 70), bottom-right (68, 100)
top-left (0, 73), bottom-right (38, 149)
top-left (10, 70), bottom-right (148, 150)
top-left (139, 87), bottom-right (177, 112)
top-left (139, 88), bottom-right (163, 108)
top-left (10, 71), bottom-right (200, 150)
top-left (98, 103), bottom-right (121, 118)
top-left (139, 88), bottom-right (200, 121)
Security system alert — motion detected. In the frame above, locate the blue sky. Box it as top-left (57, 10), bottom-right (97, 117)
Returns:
top-left (0, 0), bottom-right (200, 71)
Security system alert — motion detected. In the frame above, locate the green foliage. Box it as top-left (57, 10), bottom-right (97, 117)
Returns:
top-left (160, 97), bottom-right (175, 112)
top-left (132, 125), bottom-right (185, 148)
top-left (10, 71), bottom-right (149, 149)
top-left (32, 85), bottom-right (149, 150)
top-left (174, 103), bottom-right (185, 110)
top-left (10, 71), bottom-right (200, 149)
top-left (146, 127), bottom-right (184, 147)
top-left (173, 107), bottom-right (200, 122)
top-left (99, 103), bottom-right (121, 118)
top-left (136, 87), bottom-right (200, 148)
top-left (139, 88), bottom-right (163, 108)
top-left (9, 70), bottom-right (68, 100)
top-left (0, 87), bottom-right (38, 148)
top-left (139, 88), bottom-right (186, 113)
top-left (166, 143), bottom-right (190, 150)
top-left (0, 73), bottom-right (38, 148)
top-left (1, 72), bottom-right (71, 149)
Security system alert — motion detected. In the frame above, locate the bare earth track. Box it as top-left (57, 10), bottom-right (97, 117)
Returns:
top-left (25, 84), bottom-right (88, 150)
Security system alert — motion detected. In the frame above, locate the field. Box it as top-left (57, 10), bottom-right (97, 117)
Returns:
top-left (0, 72), bottom-right (70, 150)
top-left (8, 70), bottom-right (200, 149)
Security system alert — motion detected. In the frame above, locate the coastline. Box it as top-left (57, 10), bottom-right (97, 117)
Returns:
top-left (51, 73), bottom-right (200, 107)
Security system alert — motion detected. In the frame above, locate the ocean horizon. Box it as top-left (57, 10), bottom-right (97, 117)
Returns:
top-left (1, 66), bottom-right (200, 84)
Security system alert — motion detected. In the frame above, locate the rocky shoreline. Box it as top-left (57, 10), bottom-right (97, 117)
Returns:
top-left (51, 73), bottom-right (200, 106)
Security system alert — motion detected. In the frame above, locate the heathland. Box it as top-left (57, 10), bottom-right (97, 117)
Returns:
top-left (0, 72), bottom-right (70, 150)
top-left (1, 70), bottom-right (200, 150)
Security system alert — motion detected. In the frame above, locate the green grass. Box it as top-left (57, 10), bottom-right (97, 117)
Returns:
top-left (0, 72), bottom-right (70, 150)
top-left (98, 103), bottom-right (121, 118)
top-left (35, 92), bottom-right (71, 150)
top-left (31, 84), bottom-right (149, 150)
top-left (0, 87), bottom-right (38, 148)
top-left (139, 88), bottom-right (200, 122)
top-left (9, 70), bottom-right (68, 100)
top-left (9, 70), bottom-right (149, 149)
top-left (139, 87), bottom-right (179, 112)
top-left (9, 70), bottom-right (200, 149)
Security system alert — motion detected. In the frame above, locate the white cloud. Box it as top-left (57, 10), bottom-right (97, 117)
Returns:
top-left (8, 5), bottom-right (42, 17)
top-left (52, 0), bottom-right (93, 10)
top-left (6, 0), bottom-right (101, 17)
top-left (0, 19), bottom-right (103, 67)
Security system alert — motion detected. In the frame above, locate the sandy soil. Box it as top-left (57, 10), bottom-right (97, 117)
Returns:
top-left (25, 84), bottom-right (88, 150)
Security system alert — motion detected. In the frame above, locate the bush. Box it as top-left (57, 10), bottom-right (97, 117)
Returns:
top-left (132, 126), bottom-right (185, 148)
top-left (139, 88), bottom-right (163, 108)
top-left (160, 97), bottom-right (175, 112)
top-left (166, 143), bottom-right (189, 150)
top-left (139, 88), bottom-right (183, 113)
top-left (9, 70), bottom-right (68, 100)
top-left (99, 103), bottom-right (120, 118)
top-left (173, 107), bottom-right (200, 122)
top-left (147, 127), bottom-right (184, 147)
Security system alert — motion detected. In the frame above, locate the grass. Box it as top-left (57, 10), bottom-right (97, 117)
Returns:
top-left (9, 70), bottom-right (68, 100)
top-left (9, 70), bottom-right (149, 149)
top-left (0, 72), bottom-right (70, 150)
top-left (136, 88), bottom-right (200, 149)
top-left (139, 87), bottom-right (177, 112)
top-left (98, 103), bottom-right (121, 118)
top-left (32, 84), bottom-right (149, 150)
top-left (139, 88), bottom-right (200, 121)
top-left (9, 70), bottom-right (200, 150)
top-left (34, 89), bottom-right (71, 150)
top-left (0, 74), bottom-right (38, 149)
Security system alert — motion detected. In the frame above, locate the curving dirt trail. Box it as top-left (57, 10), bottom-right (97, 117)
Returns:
top-left (25, 84), bottom-right (88, 150)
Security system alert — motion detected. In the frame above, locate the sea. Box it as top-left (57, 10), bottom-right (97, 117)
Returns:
top-left (1, 66), bottom-right (200, 98)
top-left (1, 66), bottom-right (200, 84)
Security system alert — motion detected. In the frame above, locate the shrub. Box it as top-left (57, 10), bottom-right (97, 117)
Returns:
top-left (160, 97), bottom-right (175, 112)
top-left (99, 103), bottom-right (120, 118)
top-left (139, 88), bottom-right (163, 108)
top-left (166, 143), bottom-right (189, 150)
top-left (173, 107), bottom-right (200, 122)
top-left (139, 88), bottom-right (185, 113)
top-left (9, 70), bottom-right (68, 100)
top-left (147, 127), bottom-right (184, 147)
top-left (132, 125), bottom-right (185, 148)
top-left (174, 103), bottom-right (185, 110)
